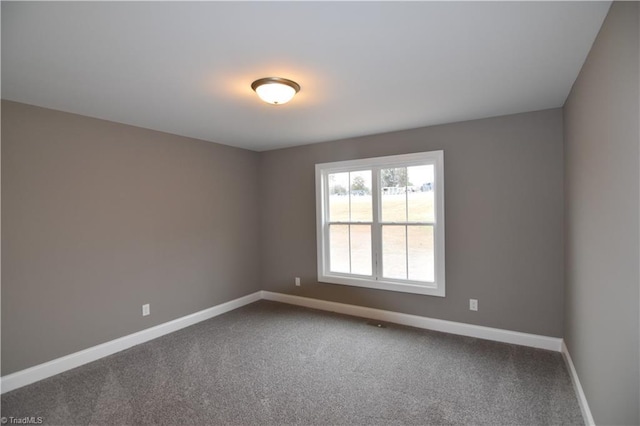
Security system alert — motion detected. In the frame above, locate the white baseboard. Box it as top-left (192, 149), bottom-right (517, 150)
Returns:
top-left (561, 341), bottom-right (596, 426)
top-left (0, 291), bottom-right (262, 394)
top-left (1, 289), bottom-right (567, 395)
top-left (261, 291), bottom-right (563, 352)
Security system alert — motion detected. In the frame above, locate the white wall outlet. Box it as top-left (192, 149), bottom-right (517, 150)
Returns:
top-left (142, 303), bottom-right (150, 316)
top-left (295, 277), bottom-right (301, 287)
top-left (469, 299), bottom-right (478, 311)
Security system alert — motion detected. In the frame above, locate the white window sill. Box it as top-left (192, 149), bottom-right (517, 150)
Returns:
top-left (319, 274), bottom-right (445, 297)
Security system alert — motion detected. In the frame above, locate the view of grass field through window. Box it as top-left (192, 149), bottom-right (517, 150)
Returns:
top-left (328, 166), bottom-right (435, 282)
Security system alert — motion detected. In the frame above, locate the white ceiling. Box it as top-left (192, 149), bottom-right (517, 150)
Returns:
top-left (2, 1), bottom-right (610, 151)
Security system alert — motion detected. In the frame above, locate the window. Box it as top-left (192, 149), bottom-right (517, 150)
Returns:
top-left (315, 151), bottom-right (445, 296)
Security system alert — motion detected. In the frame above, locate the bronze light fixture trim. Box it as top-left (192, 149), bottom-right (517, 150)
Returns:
top-left (251, 77), bottom-right (301, 105)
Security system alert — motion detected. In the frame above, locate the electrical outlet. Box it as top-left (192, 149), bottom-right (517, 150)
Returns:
top-left (469, 299), bottom-right (478, 311)
top-left (142, 304), bottom-right (150, 316)
top-left (295, 277), bottom-right (301, 287)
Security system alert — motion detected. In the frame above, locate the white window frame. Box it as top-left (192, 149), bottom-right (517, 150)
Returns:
top-left (315, 151), bottom-right (445, 297)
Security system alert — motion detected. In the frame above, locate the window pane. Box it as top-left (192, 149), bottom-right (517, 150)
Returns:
top-left (349, 170), bottom-right (372, 222)
top-left (407, 165), bottom-right (435, 222)
top-left (329, 225), bottom-right (349, 273)
top-left (350, 225), bottom-right (372, 275)
top-left (328, 173), bottom-right (349, 222)
top-left (382, 225), bottom-right (407, 279)
top-left (381, 167), bottom-right (407, 222)
top-left (408, 225), bottom-right (434, 282)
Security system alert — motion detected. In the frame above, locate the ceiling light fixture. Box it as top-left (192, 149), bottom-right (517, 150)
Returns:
top-left (251, 77), bottom-right (300, 105)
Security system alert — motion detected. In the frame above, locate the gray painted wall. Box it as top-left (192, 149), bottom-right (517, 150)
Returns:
top-left (259, 109), bottom-right (565, 337)
top-left (563, 2), bottom-right (640, 425)
top-left (1, 101), bottom-right (261, 375)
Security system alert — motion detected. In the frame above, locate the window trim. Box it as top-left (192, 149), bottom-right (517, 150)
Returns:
top-left (315, 151), bottom-right (445, 297)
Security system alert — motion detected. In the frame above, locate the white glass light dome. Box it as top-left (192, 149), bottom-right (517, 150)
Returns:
top-left (251, 77), bottom-right (300, 105)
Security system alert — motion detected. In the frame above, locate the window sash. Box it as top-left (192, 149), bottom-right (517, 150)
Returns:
top-left (323, 170), bottom-right (435, 284)
top-left (316, 151), bottom-right (445, 297)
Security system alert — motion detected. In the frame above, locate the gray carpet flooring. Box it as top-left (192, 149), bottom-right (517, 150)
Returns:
top-left (2, 300), bottom-right (583, 425)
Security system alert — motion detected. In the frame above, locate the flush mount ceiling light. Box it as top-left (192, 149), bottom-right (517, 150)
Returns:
top-left (251, 77), bottom-right (300, 105)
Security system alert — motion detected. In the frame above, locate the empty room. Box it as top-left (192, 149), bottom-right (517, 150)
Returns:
top-left (1, 1), bottom-right (638, 425)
